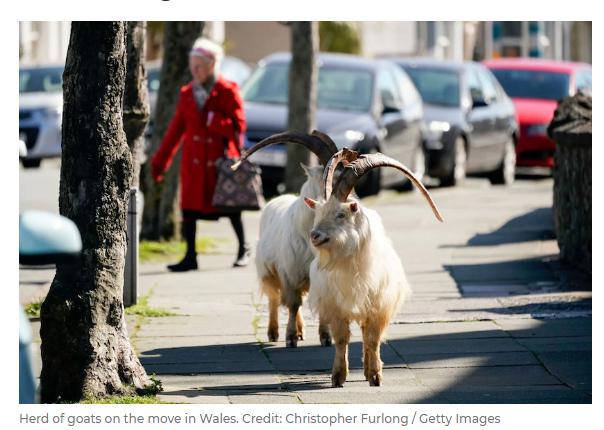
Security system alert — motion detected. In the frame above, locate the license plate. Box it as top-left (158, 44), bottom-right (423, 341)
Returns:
top-left (248, 150), bottom-right (286, 167)
top-left (19, 132), bottom-right (27, 144)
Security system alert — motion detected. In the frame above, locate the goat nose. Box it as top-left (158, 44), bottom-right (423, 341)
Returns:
top-left (310, 231), bottom-right (320, 241)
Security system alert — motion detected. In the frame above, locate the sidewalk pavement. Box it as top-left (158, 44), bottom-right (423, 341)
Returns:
top-left (22, 178), bottom-right (592, 403)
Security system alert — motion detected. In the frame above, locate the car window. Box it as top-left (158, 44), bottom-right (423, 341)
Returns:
top-left (466, 67), bottom-right (484, 102)
top-left (476, 67), bottom-right (499, 103)
top-left (394, 67), bottom-right (422, 107)
top-left (403, 66), bottom-right (461, 107)
top-left (575, 69), bottom-right (592, 93)
top-left (242, 63), bottom-right (374, 112)
top-left (19, 67), bottom-right (64, 93)
top-left (489, 68), bottom-right (571, 100)
top-left (377, 67), bottom-right (403, 110)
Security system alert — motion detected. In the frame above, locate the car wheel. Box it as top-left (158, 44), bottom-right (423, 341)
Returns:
top-left (21, 158), bottom-right (41, 169)
top-left (489, 138), bottom-right (516, 185)
top-left (355, 148), bottom-right (381, 197)
top-left (399, 143), bottom-right (426, 192)
top-left (441, 137), bottom-right (466, 187)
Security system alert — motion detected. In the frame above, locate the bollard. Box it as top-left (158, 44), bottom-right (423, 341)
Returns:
top-left (124, 188), bottom-right (139, 307)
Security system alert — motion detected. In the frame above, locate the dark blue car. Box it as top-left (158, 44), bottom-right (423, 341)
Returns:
top-left (241, 52), bottom-right (425, 197)
top-left (394, 58), bottom-right (518, 187)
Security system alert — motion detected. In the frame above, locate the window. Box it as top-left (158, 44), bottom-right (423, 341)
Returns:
top-left (19, 67), bottom-right (64, 93)
top-left (404, 67), bottom-right (461, 107)
top-left (490, 68), bottom-right (571, 100)
top-left (377, 68), bottom-right (403, 110)
top-left (394, 68), bottom-right (422, 107)
top-left (476, 67), bottom-right (499, 103)
top-left (575, 69), bottom-right (592, 93)
top-left (242, 63), bottom-right (374, 112)
top-left (466, 67), bottom-right (484, 102)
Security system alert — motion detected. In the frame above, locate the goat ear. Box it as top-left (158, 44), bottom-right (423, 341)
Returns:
top-left (348, 202), bottom-right (359, 213)
top-left (304, 197), bottom-right (317, 209)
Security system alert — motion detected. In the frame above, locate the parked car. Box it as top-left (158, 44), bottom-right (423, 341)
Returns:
top-left (484, 58), bottom-right (592, 170)
top-left (19, 210), bottom-right (82, 403)
top-left (395, 58), bottom-right (518, 186)
top-left (19, 65), bottom-right (64, 168)
top-left (241, 52), bottom-right (425, 197)
top-left (145, 56), bottom-right (252, 140)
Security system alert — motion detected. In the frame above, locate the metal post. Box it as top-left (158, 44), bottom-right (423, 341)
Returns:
top-left (124, 188), bottom-right (138, 307)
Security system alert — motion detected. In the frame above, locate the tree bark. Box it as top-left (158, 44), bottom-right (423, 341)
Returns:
top-left (284, 21), bottom-right (318, 193)
top-left (39, 21), bottom-right (151, 403)
top-left (141, 21), bottom-right (204, 240)
top-left (124, 21), bottom-right (150, 188)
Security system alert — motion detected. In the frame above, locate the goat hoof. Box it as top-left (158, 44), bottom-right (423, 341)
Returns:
top-left (320, 335), bottom-right (332, 347)
top-left (297, 333), bottom-right (304, 340)
top-left (331, 371), bottom-right (347, 388)
top-left (267, 332), bottom-right (279, 342)
top-left (368, 373), bottom-right (382, 387)
top-left (286, 337), bottom-right (298, 348)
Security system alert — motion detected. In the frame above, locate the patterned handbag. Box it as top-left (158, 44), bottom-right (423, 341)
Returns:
top-left (212, 157), bottom-right (265, 211)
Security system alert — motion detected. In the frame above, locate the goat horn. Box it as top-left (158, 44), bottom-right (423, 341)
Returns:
top-left (231, 130), bottom-right (337, 171)
top-left (334, 153), bottom-right (444, 222)
top-left (322, 148), bottom-right (360, 200)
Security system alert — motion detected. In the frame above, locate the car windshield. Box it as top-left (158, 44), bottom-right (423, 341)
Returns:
top-left (242, 63), bottom-right (373, 112)
top-left (489, 68), bottom-right (570, 100)
top-left (402, 67), bottom-right (460, 107)
top-left (19, 67), bottom-right (64, 93)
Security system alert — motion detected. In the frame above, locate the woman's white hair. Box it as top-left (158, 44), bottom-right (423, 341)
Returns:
top-left (190, 37), bottom-right (224, 73)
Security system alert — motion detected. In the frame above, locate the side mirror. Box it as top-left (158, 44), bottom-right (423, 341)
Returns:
top-left (19, 210), bottom-right (82, 265)
top-left (382, 105), bottom-right (401, 115)
top-left (470, 88), bottom-right (488, 108)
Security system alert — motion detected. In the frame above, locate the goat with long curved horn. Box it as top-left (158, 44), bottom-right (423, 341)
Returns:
top-left (322, 147), bottom-right (360, 200)
top-left (240, 130), bottom-right (339, 348)
top-left (231, 130), bottom-right (338, 171)
top-left (323, 151), bottom-right (444, 222)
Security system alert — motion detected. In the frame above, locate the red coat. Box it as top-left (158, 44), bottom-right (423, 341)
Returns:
top-left (152, 78), bottom-right (246, 214)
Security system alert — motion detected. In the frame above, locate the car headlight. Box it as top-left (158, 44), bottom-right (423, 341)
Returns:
top-left (525, 123), bottom-right (549, 137)
top-left (329, 130), bottom-right (365, 149)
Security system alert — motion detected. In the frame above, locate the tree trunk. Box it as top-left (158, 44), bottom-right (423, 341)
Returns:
top-left (285, 21), bottom-right (318, 193)
top-left (141, 21), bottom-right (204, 240)
top-left (40, 22), bottom-right (151, 403)
top-left (124, 21), bottom-right (150, 188)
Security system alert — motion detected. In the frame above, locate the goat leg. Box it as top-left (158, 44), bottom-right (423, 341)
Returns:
top-left (319, 314), bottom-right (332, 347)
top-left (362, 316), bottom-right (387, 387)
top-left (330, 318), bottom-right (351, 387)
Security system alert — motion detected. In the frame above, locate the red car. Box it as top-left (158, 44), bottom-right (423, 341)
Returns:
top-left (484, 58), bottom-right (591, 170)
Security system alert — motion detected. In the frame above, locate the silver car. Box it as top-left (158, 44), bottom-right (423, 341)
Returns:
top-left (19, 65), bottom-right (64, 168)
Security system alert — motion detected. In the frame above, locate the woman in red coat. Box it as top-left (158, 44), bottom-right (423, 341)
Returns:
top-left (151, 38), bottom-right (250, 271)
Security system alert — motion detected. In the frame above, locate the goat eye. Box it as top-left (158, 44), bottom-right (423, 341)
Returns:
top-left (336, 212), bottom-right (346, 219)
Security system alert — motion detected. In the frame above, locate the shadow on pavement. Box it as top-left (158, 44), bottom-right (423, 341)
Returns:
top-left (141, 318), bottom-right (591, 404)
top-left (441, 207), bottom-right (555, 248)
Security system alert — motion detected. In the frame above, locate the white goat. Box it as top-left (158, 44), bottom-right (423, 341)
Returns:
top-left (304, 148), bottom-right (443, 387)
top-left (233, 131), bottom-right (338, 347)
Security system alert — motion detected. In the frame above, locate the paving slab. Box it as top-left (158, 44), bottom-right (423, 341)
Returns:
top-left (403, 351), bottom-right (539, 368)
top-left (438, 385), bottom-right (591, 404)
top-left (143, 360), bottom-right (274, 375)
top-left (410, 365), bottom-right (561, 387)
top-left (494, 317), bottom-right (592, 338)
top-left (536, 351), bottom-right (592, 389)
top-left (228, 393), bottom-right (301, 404)
top-left (386, 320), bottom-right (508, 339)
top-left (389, 337), bottom-right (527, 355)
top-left (516, 336), bottom-right (591, 352)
